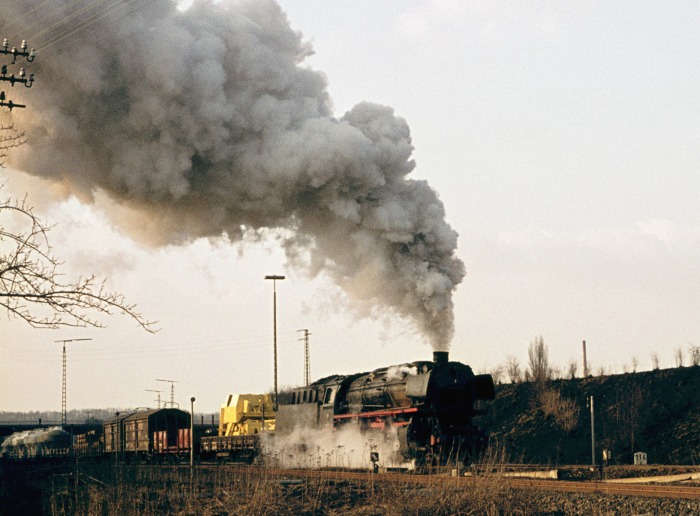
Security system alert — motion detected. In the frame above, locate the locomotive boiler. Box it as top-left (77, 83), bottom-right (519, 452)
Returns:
top-left (277, 351), bottom-right (495, 465)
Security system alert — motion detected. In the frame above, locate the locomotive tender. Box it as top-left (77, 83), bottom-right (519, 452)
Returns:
top-left (277, 351), bottom-right (495, 465)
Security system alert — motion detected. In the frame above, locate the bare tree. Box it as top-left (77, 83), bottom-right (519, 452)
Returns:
top-left (650, 352), bottom-right (660, 370)
top-left (527, 335), bottom-right (551, 383)
top-left (631, 356), bottom-right (639, 373)
top-left (689, 345), bottom-right (700, 367)
top-left (489, 364), bottom-right (505, 385)
top-left (505, 355), bottom-right (522, 384)
top-left (675, 346), bottom-right (684, 368)
top-left (1, 191), bottom-right (156, 331)
top-left (566, 358), bottom-right (578, 379)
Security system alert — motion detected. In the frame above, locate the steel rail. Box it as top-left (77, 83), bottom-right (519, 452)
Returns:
top-left (134, 463), bottom-right (700, 500)
top-left (195, 465), bottom-right (700, 500)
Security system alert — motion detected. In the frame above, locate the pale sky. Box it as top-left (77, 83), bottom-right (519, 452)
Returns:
top-left (2, 0), bottom-right (699, 415)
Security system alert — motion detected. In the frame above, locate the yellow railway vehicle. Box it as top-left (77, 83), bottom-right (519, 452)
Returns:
top-left (219, 393), bottom-right (275, 436)
top-left (199, 393), bottom-right (274, 462)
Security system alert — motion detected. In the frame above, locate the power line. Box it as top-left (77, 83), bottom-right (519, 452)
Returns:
top-left (19, 0), bottom-right (164, 61)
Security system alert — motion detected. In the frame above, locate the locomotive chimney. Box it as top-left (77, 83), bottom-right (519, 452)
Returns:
top-left (433, 351), bottom-right (449, 364)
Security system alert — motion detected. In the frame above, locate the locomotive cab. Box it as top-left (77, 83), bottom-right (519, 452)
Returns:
top-left (320, 385), bottom-right (337, 428)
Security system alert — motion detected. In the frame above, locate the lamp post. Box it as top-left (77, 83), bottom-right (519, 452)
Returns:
top-left (264, 275), bottom-right (285, 411)
top-left (588, 395), bottom-right (595, 467)
top-left (190, 397), bottom-right (195, 467)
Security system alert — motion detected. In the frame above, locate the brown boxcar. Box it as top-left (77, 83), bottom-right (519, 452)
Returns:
top-left (104, 408), bottom-right (190, 458)
top-left (103, 412), bottom-right (134, 454)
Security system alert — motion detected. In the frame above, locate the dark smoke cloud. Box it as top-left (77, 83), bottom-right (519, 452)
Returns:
top-left (3, 0), bottom-right (465, 349)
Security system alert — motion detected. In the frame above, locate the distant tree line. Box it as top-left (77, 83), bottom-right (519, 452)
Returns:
top-left (0, 408), bottom-right (128, 424)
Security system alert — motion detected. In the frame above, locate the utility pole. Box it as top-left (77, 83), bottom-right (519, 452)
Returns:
top-left (588, 395), bottom-right (596, 467)
top-left (0, 39), bottom-right (36, 110)
top-left (156, 379), bottom-right (177, 407)
top-left (146, 389), bottom-right (162, 409)
top-left (55, 338), bottom-right (92, 428)
top-left (264, 275), bottom-right (285, 411)
top-left (298, 329), bottom-right (311, 386)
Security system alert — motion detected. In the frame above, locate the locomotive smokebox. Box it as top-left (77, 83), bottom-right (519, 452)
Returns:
top-left (433, 351), bottom-right (449, 364)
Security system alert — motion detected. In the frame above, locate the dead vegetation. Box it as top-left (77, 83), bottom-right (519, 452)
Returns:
top-left (44, 461), bottom-right (530, 516)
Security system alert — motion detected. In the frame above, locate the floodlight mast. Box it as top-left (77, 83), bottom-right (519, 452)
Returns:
top-left (55, 338), bottom-right (92, 428)
top-left (264, 275), bottom-right (285, 411)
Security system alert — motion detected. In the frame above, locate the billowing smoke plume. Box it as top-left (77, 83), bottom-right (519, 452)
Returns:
top-left (2, 0), bottom-right (465, 349)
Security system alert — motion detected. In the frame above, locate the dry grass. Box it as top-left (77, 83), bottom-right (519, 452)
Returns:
top-left (46, 448), bottom-right (537, 516)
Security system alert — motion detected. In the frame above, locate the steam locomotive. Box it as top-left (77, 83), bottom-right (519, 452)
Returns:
top-left (277, 351), bottom-right (495, 465)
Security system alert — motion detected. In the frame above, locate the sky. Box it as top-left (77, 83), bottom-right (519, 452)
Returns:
top-left (1, 0), bottom-right (699, 416)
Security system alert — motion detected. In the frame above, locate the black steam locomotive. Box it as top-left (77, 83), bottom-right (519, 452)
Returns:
top-left (277, 351), bottom-right (495, 465)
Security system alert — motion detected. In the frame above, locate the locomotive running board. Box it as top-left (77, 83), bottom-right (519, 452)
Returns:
top-left (333, 407), bottom-right (418, 421)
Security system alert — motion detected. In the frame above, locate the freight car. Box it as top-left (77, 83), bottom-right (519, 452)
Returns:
top-left (74, 428), bottom-right (104, 458)
top-left (199, 393), bottom-right (274, 462)
top-left (276, 351), bottom-right (495, 466)
top-left (103, 407), bottom-right (191, 461)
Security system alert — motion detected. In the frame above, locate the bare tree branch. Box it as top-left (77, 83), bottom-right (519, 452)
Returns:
top-left (0, 124), bottom-right (26, 168)
top-left (1, 189), bottom-right (157, 332)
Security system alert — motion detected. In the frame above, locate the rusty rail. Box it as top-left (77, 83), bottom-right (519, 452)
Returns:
top-left (204, 465), bottom-right (700, 500)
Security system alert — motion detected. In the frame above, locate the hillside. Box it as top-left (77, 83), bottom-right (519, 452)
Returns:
top-left (476, 365), bottom-right (700, 466)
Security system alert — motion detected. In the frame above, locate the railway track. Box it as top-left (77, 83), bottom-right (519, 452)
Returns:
top-left (506, 478), bottom-right (700, 500)
top-left (198, 465), bottom-right (700, 500)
